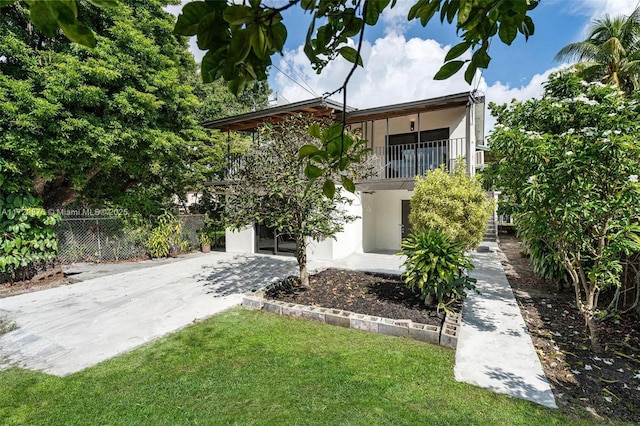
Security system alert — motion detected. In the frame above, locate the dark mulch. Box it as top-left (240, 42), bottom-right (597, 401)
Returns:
top-left (499, 233), bottom-right (640, 423)
top-left (264, 268), bottom-right (459, 327)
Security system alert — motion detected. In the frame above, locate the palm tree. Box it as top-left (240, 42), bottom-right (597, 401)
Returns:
top-left (555, 7), bottom-right (640, 93)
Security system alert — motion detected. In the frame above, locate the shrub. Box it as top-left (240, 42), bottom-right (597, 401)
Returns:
top-left (399, 229), bottom-right (477, 311)
top-left (410, 162), bottom-right (492, 250)
top-left (146, 211), bottom-right (188, 258)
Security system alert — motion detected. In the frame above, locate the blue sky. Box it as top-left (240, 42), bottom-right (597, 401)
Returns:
top-left (168, 1), bottom-right (639, 129)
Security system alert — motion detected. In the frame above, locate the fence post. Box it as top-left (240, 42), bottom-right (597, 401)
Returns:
top-left (96, 219), bottom-right (102, 258)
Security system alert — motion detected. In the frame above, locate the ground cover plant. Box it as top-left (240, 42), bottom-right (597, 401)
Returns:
top-left (0, 308), bottom-right (587, 425)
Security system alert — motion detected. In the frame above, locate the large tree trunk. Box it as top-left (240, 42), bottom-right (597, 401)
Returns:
top-left (295, 233), bottom-right (309, 288)
top-left (34, 167), bottom-right (102, 208)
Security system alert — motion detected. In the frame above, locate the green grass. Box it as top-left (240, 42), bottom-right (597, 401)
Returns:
top-left (0, 308), bottom-right (596, 425)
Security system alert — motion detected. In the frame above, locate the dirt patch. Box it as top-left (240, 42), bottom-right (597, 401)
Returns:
top-left (0, 267), bottom-right (72, 299)
top-left (264, 269), bottom-right (456, 327)
top-left (266, 269), bottom-right (461, 326)
top-left (498, 233), bottom-right (640, 423)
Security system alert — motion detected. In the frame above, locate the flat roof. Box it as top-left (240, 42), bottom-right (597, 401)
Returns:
top-left (202, 92), bottom-right (484, 132)
top-left (202, 97), bottom-right (352, 132)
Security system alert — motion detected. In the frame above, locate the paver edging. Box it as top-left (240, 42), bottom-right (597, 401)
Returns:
top-left (241, 292), bottom-right (463, 350)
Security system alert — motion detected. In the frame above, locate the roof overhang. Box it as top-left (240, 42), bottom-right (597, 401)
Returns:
top-left (202, 97), bottom-right (353, 132)
top-left (202, 92), bottom-right (485, 132)
top-left (345, 92), bottom-right (484, 124)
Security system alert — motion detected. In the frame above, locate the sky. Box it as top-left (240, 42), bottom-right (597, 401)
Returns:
top-left (167, 0), bottom-right (640, 131)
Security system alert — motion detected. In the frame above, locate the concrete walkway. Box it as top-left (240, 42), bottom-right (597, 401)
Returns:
top-left (0, 252), bottom-right (297, 376)
top-left (455, 242), bottom-right (557, 408)
top-left (0, 245), bottom-right (557, 409)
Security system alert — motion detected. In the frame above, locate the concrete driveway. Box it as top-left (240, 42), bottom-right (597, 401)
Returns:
top-left (0, 252), bottom-right (297, 376)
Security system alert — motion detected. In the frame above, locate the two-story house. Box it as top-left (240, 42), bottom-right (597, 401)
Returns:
top-left (203, 91), bottom-right (486, 260)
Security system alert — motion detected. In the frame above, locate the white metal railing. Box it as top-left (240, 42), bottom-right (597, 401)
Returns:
top-left (365, 138), bottom-right (467, 180)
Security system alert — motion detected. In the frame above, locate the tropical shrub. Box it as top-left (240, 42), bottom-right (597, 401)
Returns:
top-left (145, 211), bottom-right (188, 258)
top-left (489, 70), bottom-right (640, 352)
top-left (0, 161), bottom-right (60, 281)
top-left (399, 229), bottom-right (477, 311)
top-left (410, 162), bottom-right (492, 251)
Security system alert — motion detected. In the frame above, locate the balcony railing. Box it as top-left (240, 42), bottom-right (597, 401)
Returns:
top-left (365, 138), bottom-right (468, 180)
top-left (219, 138), bottom-right (483, 182)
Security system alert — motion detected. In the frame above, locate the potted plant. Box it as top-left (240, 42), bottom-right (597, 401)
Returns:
top-left (198, 229), bottom-right (212, 253)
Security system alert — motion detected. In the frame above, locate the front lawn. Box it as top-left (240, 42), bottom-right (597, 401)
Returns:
top-left (1, 308), bottom-right (592, 425)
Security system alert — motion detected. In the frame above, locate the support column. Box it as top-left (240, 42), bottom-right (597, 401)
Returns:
top-left (465, 102), bottom-right (473, 176)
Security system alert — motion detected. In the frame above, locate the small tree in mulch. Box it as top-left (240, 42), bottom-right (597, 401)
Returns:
top-left (225, 114), bottom-right (370, 288)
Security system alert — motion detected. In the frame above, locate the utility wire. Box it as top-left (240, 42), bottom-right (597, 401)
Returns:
top-left (279, 56), bottom-right (320, 97)
top-left (271, 63), bottom-right (318, 98)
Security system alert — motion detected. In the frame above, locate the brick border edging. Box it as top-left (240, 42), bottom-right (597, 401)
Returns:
top-left (241, 292), bottom-right (460, 350)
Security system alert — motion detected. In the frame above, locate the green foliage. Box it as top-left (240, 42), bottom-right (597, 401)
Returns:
top-left (175, 0), bottom-right (538, 93)
top-left (521, 236), bottom-right (568, 283)
top-left (298, 122), bottom-right (372, 197)
top-left (410, 162), bottom-right (492, 251)
top-left (145, 211), bottom-right (186, 258)
top-left (399, 229), bottom-right (477, 311)
top-left (412, 0), bottom-right (537, 84)
top-left (489, 70), bottom-right (640, 351)
top-left (197, 226), bottom-right (213, 246)
top-left (555, 6), bottom-right (640, 93)
top-left (0, 161), bottom-right (59, 275)
top-left (225, 114), bottom-right (363, 286)
top-left (0, 0), bottom-right (118, 48)
top-left (0, 0), bottom-right (234, 215)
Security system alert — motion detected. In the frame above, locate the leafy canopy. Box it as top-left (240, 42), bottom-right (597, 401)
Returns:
top-left (224, 114), bottom-right (367, 287)
top-left (488, 70), bottom-right (640, 352)
top-left (555, 6), bottom-right (640, 93)
top-left (1, 1), bottom-right (539, 92)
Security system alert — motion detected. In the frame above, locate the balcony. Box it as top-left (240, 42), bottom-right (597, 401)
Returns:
top-left (215, 138), bottom-right (484, 187)
top-left (364, 138), bottom-right (484, 181)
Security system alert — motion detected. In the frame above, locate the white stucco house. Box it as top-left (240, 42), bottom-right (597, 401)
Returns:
top-left (203, 91), bottom-right (486, 260)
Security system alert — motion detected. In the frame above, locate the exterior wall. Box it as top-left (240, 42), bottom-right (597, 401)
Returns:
top-left (332, 190), bottom-right (364, 258)
top-left (365, 189), bottom-right (413, 251)
top-left (362, 192), bottom-right (376, 252)
top-left (225, 226), bottom-right (254, 254)
top-left (307, 189), bottom-right (364, 261)
top-left (368, 106), bottom-right (467, 149)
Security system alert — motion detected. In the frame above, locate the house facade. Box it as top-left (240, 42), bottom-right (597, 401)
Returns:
top-left (203, 92), bottom-right (486, 260)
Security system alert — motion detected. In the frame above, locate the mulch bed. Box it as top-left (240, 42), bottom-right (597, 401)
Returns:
top-left (499, 233), bottom-right (640, 423)
top-left (264, 268), bottom-right (459, 327)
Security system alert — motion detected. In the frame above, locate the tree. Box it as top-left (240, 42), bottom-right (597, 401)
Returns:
top-left (409, 162), bottom-right (492, 251)
top-left (224, 114), bottom-right (368, 288)
top-left (555, 7), bottom-right (640, 93)
top-left (2, 0), bottom-right (539, 195)
top-left (0, 0), bottom-right (221, 214)
top-left (488, 70), bottom-right (640, 352)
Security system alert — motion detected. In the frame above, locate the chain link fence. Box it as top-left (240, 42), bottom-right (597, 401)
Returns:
top-left (55, 214), bottom-right (208, 264)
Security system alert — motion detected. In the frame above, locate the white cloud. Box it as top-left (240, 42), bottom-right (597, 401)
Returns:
top-left (581, 0), bottom-right (638, 19)
top-left (379, 1), bottom-right (414, 33)
top-left (273, 32), bottom-right (472, 108)
top-left (481, 64), bottom-right (569, 134)
top-left (271, 32), bottom-right (568, 135)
